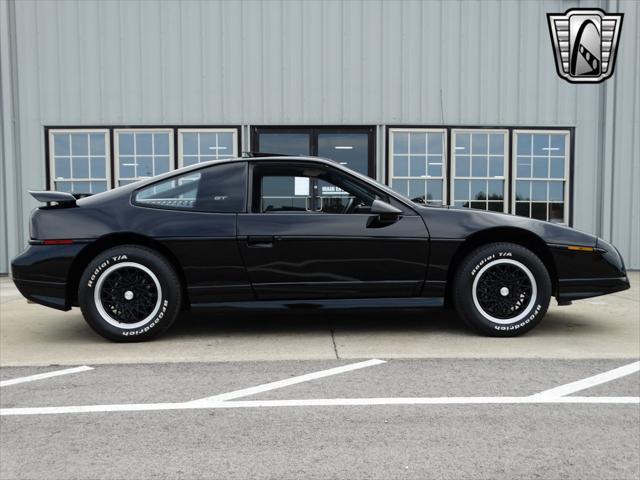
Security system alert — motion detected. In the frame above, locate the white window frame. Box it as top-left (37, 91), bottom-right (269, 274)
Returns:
top-left (450, 128), bottom-right (509, 213)
top-left (387, 128), bottom-right (448, 205)
top-left (177, 128), bottom-right (239, 167)
top-left (511, 129), bottom-right (571, 224)
top-left (48, 129), bottom-right (111, 192)
top-left (113, 128), bottom-right (175, 186)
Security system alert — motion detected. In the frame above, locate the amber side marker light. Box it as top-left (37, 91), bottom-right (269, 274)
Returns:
top-left (43, 239), bottom-right (74, 245)
top-left (567, 245), bottom-right (594, 252)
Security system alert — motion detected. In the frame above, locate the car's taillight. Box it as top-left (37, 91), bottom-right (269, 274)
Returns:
top-left (42, 239), bottom-right (74, 245)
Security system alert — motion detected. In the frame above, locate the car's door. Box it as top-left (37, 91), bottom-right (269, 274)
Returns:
top-left (236, 161), bottom-right (430, 300)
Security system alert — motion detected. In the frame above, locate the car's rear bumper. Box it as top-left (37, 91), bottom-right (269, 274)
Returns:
top-left (556, 275), bottom-right (630, 302)
top-left (12, 277), bottom-right (70, 310)
top-left (11, 244), bottom-right (84, 311)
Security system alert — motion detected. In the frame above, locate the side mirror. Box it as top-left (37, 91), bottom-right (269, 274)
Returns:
top-left (370, 199), bottom-right (402, 222)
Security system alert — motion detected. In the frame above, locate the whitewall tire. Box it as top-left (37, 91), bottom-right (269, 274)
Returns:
top-left (452, 242), bottom-right (551, 336)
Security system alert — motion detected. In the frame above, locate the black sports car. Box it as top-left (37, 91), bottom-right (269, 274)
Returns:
top-left (12, 156), bottom-right (629, 341)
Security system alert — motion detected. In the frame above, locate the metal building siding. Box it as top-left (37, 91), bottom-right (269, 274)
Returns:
top-left (0, 0), bottom-right (638, 272)
top-left (604, 0), bottom-right (640, 269)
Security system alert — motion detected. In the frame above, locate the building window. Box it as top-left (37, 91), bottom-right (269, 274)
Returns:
top-left (513, 131), bottom-right (570, 223)
top-left (388, 129), bottom-right (446, 205)
top-left (451, 130), bottom-right (508, 212)
top-left (114, 129), bottom-right (173, 186)
top-left (178, 129), bottom-right (238, 167)
top-left (48, 130), bottom-right (110, 194)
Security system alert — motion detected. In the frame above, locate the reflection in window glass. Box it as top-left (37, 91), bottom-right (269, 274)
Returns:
top-left (514, 132), bottom-right (568, 223)
top-left (317, 133), bottom-right (369, 175)
top-left (452, 131), bottom-right (506, 212)
top-left (256, 165), bottom-right (380, 214)
top-left (260, 173), bottom-right (363, 214)
top-left (50, 131), bottom-right (109, 194)
top-left (180, 130), bottom-right (238, 167)
top-left (261, 176), bottom-right (310, 212)
top-left (257, 133), bottom-right (310, 157)
top-left (136, 172), bottom-right (201, 208)
top-left (135, 162), bottom-right (246, 213)
top-left (116, 130), bottom-right (173, 186)
top-left (389, 129), bottom-right (445, 205)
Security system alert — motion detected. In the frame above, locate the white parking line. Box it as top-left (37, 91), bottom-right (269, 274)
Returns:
top-left (531, 361), bottom-right (640, 399)
top-left (1, 396), bottom-right (638, 416)
top-left (0, 366), bottom-right (94, 387)
top-left (189, 359), bottom-right (387, 404)
top-left (210, 396), bottom-right (640, 407)
top-left (1, 361), bottom-right (639, 417)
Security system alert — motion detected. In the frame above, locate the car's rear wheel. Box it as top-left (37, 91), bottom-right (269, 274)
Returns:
top-left (452, 242), bottom-right (551, 336)
top-left (79, 245), bottom-right (181, 342)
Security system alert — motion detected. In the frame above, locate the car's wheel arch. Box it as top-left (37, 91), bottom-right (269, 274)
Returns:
top-left (443, 227), bottom-right (558, 308)
top-left (67, 232), bottom-right (189, 309)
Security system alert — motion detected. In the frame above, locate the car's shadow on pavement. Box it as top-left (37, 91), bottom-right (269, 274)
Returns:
top-left (163, 305), bottom-right (611, 340)
top-left (169, 306), bottom-right (470, 336)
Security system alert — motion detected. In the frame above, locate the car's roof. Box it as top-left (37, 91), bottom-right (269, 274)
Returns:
top-left (231, 155), bottom-right (339, 164)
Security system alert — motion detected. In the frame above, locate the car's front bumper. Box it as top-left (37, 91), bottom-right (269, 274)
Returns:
top-left (552, 237), bottom-right (630, 302)
top-left (557, 275), bottom-right (630, 302)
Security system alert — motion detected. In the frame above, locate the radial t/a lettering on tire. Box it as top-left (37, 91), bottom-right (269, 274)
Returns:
top-left (452, 242), bottom-right (551, 336)
top-left (78, 245), bottom-right (182, 342)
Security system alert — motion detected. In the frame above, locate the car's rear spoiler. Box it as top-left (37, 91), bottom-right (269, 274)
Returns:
top-left (29, 190), bottom-right (81, 207)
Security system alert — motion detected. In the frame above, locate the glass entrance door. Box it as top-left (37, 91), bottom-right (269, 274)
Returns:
top-left (252, 126), bottom-right (375, 178)
top-left (317, 132), bottom-right (370, 176)
top-left (255, 130), bottom-right (312, 156)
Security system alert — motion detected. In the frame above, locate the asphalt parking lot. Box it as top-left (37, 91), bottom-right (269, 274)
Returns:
top-left (1, 359), bottom-right (639, 479)
top-left (1, 274), bottom-right (639, 479)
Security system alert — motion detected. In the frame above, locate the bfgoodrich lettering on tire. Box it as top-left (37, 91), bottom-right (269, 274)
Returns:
top-left (79, 245), bottom-right (182, 342)
top-left (452, 242), bottom-right (551, 337)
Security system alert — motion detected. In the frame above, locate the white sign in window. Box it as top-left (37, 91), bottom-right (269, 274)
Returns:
top-left (294, 177), bottom-right (310, 196)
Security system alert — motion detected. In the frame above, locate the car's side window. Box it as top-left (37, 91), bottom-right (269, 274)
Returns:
top-left (135, 162), bottom-right (246, 213)
top-left (252, 164), bottom-right (386, 214)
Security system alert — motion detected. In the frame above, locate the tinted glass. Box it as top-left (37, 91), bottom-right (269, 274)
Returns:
top-left (317, 133), bottom-right (369, 175)
top-left (135, 162), bottom-right (246, 213)
top-left (254, 164), bottom-right (382, 214)
top-left (258, 133), bottom-right (311, 156)
top-left (196, 162), bottom-right (247, 212)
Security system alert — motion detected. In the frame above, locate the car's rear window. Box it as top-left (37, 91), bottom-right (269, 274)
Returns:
top-left (134, 162), bottom-right (246, 213)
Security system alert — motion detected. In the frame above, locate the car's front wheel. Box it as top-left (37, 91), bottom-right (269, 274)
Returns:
top-left (78, 245), bottom-right (182, 342)
top-left (452, 242), bottom-right (551, 336)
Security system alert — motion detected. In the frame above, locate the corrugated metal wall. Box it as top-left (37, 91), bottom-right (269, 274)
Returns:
top-left (1, 0), bottom-right (638, 272)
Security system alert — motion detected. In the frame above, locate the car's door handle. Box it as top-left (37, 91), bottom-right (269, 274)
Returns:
top-left (247, 236), bottom-right (274, 248)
